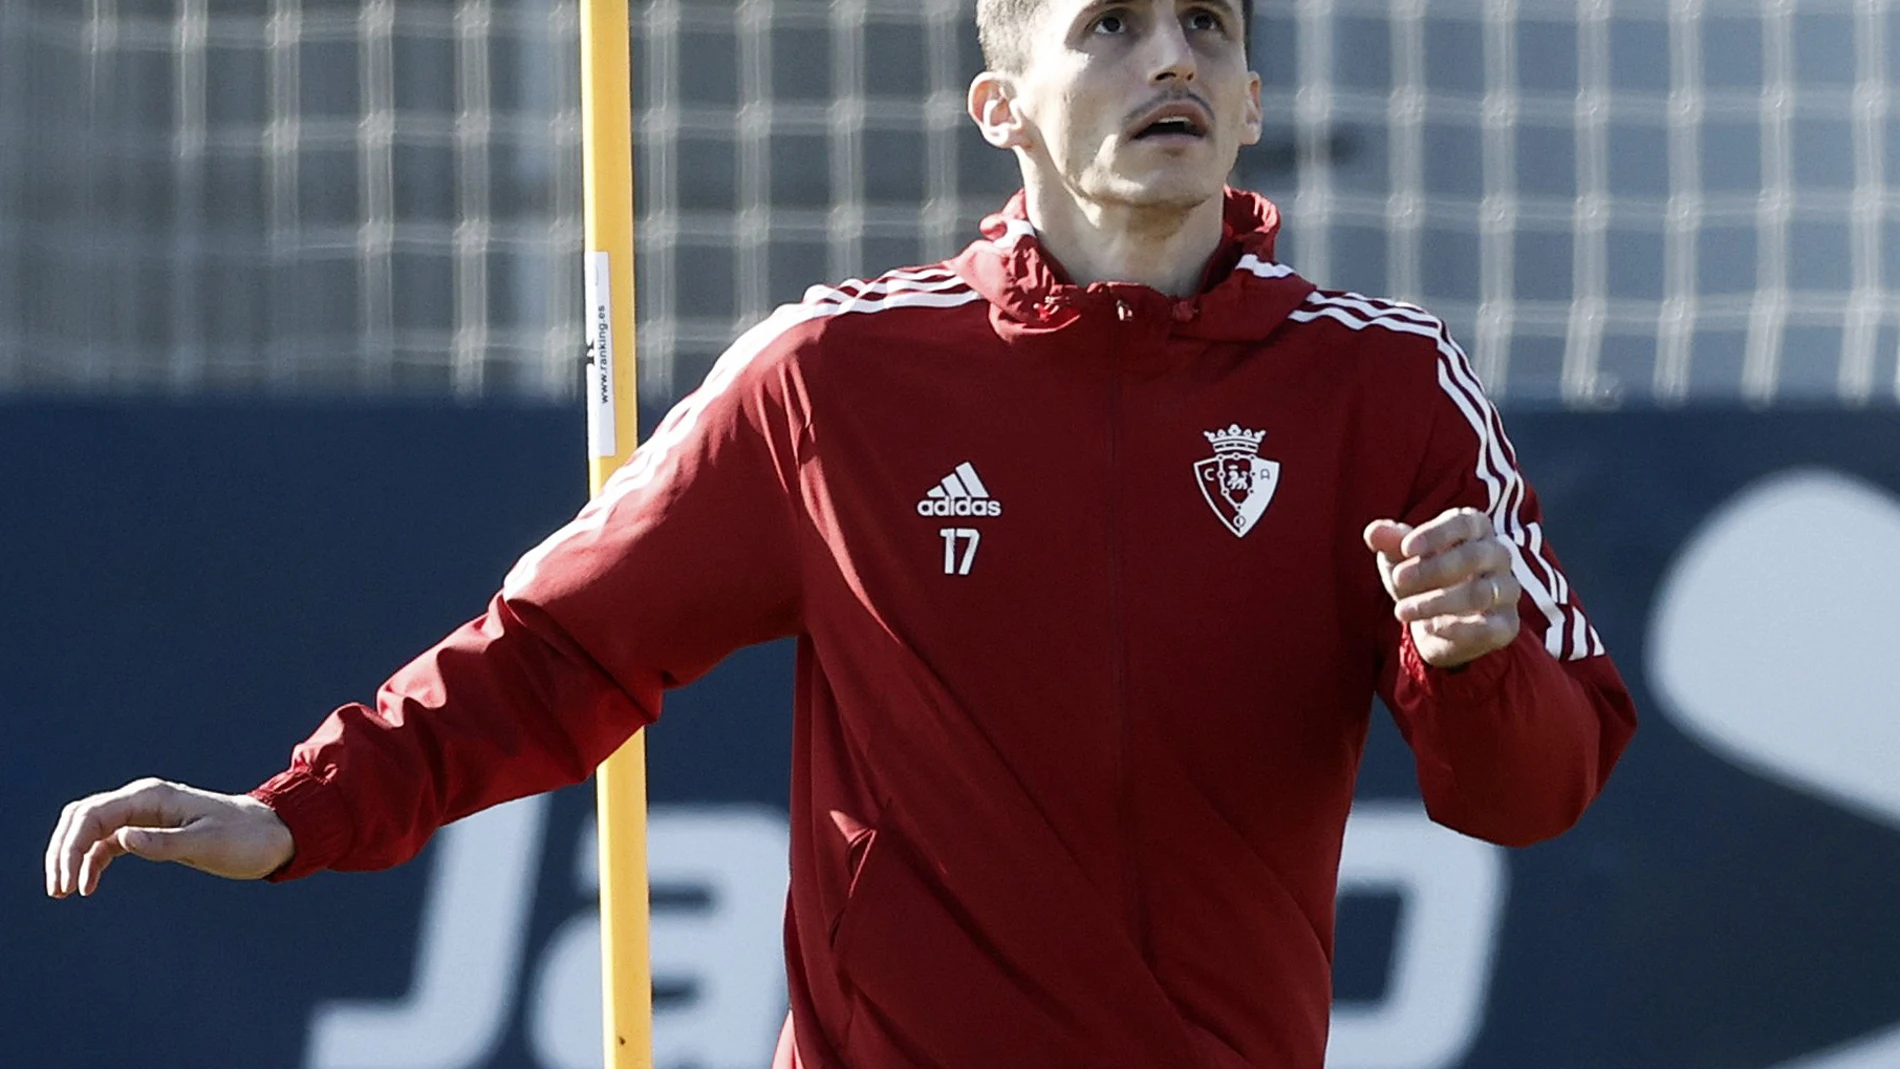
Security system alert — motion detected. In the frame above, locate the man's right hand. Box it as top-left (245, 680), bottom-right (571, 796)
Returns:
top-left (44, 778), bottom-right (295, 898)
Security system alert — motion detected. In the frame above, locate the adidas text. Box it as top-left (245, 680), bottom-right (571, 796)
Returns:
top-left (916, 462), bottom-right (1003, 519)
top-left (916, 498), bottom-right (1003, 518)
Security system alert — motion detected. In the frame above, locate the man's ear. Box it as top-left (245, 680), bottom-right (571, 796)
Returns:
top-left (968, 71), bottom-right (1032, 150)
top-left (1239, 71), bottom-right (1264, 147)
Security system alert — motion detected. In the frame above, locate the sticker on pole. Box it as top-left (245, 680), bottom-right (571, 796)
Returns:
top-left (585, 252), bottom-right (617, 458)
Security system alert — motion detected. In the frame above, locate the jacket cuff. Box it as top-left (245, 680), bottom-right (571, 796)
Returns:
top-left (249, 769), bottom-right (351, 883)
top-left (1399, 624), bottom-right (1519, 706)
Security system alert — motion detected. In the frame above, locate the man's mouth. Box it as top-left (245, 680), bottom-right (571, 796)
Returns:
top-left (1130, 103), bottom-right (1211, 141)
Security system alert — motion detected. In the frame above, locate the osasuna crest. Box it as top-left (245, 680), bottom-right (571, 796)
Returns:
top-left (1195, 424), bottom-right (1281, 538)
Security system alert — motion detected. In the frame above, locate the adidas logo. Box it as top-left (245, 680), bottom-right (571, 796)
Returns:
top-left (916, 462), bottom-right (1004, 518)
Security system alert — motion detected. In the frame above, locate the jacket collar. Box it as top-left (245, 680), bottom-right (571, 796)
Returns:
top-left (950, 187), bottom-right (1317, 344)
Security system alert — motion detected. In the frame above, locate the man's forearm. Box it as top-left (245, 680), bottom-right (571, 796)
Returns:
top-left (1391, 626), bottom-right (1637, 848)
top-left (252, 594), bottom-right (655, 880)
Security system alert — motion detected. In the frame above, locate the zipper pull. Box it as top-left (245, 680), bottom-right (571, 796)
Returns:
top-left (1115, 299), bottom-right (1134, 323)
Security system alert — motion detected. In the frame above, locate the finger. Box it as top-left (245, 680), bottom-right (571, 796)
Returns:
top-left (46, 801), bottom-right (79, 898)
top-left (1398, 570), bottom-right (1523, 622)
top-left (1389, 540), bottom-right (1497, 599)
top-left (1394, 535), bottom-right (1514, 596)
top-left (1398, 508), bottom-right (1494, 559)
top-left (1492, 571), bottom-right (1522, 609)
top-left (56, 794), bottom-right (110, 897)
top-left (1395, 575), bottom-right (1498, 622)
top-left (56, 779), bottom-right (177, 898)
top-left (77, 837), bottom-right (128, 898)
top-left (1416, 611), bottom-right (1520, 665)
top-left (114, 824), bottom-right (198, 865)
top-left (1362, 519), bottom-right (1412, 562)
top-left (79, 825), bottom-right (199, 896)
top-left (54, 800), bottom-right (100, 898)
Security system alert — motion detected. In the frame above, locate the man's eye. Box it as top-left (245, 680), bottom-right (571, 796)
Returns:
top-left (1092, 14), bottom-right (1128, 34)
top-left (1187, 12), bottom-right (1224, 32)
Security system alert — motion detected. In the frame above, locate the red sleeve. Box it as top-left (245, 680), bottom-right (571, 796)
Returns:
top-left (251, 311), bottom-right (813, 879)
top-left (1375, 325), bottom-right (1637, 848)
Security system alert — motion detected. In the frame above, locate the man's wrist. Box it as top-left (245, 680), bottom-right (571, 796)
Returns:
top-left (248, 769), bottom-right (345, 882)
top-left (1402, 626), bottom-right (1515, 699)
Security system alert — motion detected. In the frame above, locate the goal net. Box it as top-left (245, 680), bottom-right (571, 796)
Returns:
top-left (1, 0), bottom-right (1894, 407)
top-left (1258, 0), bottom-right (1899, 407)
top-left (0, 0), bottom-right (586, 399)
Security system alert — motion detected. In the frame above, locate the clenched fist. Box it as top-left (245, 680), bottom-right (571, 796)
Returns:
top-left (44, 778), bottom-right (294, 898)
top-left (1364, 507), bottom-right (1521, 669)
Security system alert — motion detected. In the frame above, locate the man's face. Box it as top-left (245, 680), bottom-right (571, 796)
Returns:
top-left (1003, 1), bottom-right (1262, 211)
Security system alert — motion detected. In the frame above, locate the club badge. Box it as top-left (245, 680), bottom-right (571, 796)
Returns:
top-left (1195, 424), bottom-right (1280, 538)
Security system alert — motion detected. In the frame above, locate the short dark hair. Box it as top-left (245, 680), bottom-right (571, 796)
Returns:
top-left (976, 0), bottom-right (1255, 74)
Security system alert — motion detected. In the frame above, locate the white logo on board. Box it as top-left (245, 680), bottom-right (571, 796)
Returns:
top-left (1650, 468), bottom-right (1900, 1069)
top-left (302, 802), bottom-right (1504, 1069)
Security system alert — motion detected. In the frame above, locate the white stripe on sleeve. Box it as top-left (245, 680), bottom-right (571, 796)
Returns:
top-left (1290, 293), bottom-right (1601, 660)
top-left (503, 280), bottom-right (981, 599)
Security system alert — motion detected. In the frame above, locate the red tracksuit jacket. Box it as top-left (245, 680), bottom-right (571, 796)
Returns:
top-left (254, 189), bottom-right (1636, 1069)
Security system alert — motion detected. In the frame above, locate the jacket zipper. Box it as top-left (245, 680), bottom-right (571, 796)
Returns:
top-left (1108, 297), bottom-right (1145, 954)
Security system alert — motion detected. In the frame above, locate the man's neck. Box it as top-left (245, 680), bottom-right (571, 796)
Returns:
top-left (1022, 180), bottom-right (1226, 297)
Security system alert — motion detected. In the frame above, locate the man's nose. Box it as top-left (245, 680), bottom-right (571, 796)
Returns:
top-left (1145, 17), bottom-right (1198, 84)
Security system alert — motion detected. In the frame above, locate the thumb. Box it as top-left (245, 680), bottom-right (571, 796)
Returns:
top-left (114, 824), bottom-right (196, 863)
top-left (1363, 519), bottom-right (1411, 561)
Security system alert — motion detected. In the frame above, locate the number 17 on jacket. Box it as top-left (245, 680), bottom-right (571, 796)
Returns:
top-left (940, 528), bottom-right (982, 575)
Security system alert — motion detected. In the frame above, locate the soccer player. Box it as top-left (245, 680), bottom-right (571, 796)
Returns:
top-left (45, 1), bottom-right (1636, 1066)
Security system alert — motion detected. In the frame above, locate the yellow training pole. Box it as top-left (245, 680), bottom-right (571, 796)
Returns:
top-left (579, 0), bottom-right (651, 1065)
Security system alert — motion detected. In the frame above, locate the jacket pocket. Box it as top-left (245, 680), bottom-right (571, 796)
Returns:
top-left (827, 828), bottom-right (1082, 1069)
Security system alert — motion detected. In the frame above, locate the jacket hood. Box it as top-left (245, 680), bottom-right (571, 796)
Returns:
top-left (950, 187), bottom-right (1317, 344)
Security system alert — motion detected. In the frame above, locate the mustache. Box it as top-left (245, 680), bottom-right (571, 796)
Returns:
top-left (1122, 89), bottom-right (1215, 129)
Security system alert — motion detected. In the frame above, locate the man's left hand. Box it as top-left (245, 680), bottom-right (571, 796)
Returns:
top-left (1364, 508), bottom-right (1520, 669)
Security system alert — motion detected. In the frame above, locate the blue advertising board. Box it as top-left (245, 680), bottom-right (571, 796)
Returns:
top-left (3, 403), bottom-right (1896, 1068)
